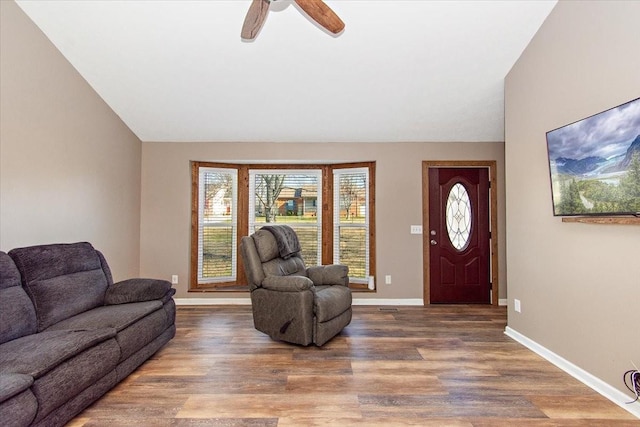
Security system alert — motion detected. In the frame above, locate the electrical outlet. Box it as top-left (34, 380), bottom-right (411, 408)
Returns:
top-left (514, 299), bottom-right (521, 313)
top-left (171, 275), bottom-right (178, 285)
top-left (410, 225), bottom-right (422, 234)
top-left (385, 275), bottom-right (392, 285)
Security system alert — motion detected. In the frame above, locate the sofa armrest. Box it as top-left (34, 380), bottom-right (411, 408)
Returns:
top-left (307, 265), bottom-right (349, 286)
top-left (0, 373), bottom-right (33, 404)
top-left (261, 275), bottom-right (314, 292)
top-left (104, 278), bottom-right (174, 305)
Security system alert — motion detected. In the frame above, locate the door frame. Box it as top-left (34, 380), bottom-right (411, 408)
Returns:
top-left (422, 161), bottom-right (499, 306)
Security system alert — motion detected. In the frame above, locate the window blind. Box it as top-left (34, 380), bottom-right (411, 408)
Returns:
top-left (198, 167), bottom-right (238, 283)
top-left (333, 168), bottom-right (369, 283)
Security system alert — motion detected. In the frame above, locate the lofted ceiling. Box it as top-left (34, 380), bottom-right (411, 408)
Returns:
top-left (15, 0), bottom-right (557, 143)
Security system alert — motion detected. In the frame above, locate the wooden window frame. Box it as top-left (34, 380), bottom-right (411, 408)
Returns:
top-left (190, 161), bottom-right (376, 292)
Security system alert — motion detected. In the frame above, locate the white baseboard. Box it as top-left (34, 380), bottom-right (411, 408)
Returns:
top-left (175, 298), bottom-right (251, 305)
top-left (504, 326), bottom-right (640, 419)
top-left (498, 298), bottom-right (508, 306)
top-left (353, 298), bottom-right (424, 306)
top-left (175, 298), bottom-right (424, 306)
top-left (175, 298), bottom-right (509, 307)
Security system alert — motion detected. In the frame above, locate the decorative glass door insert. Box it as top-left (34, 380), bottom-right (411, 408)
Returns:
top-left (445, 182), bottom-right (472, 251)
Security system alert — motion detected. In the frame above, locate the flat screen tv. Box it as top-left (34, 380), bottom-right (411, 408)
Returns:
top-left (546, 97), bottom-right (640, 217)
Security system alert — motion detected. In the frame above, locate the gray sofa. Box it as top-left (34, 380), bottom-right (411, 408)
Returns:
top-left (240, 226), bottom-right (352, 346)
top-left (0, 242), bottom-right (176, 427)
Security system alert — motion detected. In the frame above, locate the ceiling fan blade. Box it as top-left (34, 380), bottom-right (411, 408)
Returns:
top-left (294, 0), bottom-right (345, 34)
top-left (241, 0), bottom-right (271, 40)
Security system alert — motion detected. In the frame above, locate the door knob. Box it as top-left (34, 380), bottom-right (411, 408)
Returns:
top-left (430, 239), bottom-right (437, 246)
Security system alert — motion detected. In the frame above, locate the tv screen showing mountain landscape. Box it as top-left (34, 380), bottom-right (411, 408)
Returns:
top-left (546, 97), bottom-right (640, 216)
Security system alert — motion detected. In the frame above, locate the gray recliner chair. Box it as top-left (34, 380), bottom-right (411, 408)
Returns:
top-left (240, 225), bottom-right (352, 346)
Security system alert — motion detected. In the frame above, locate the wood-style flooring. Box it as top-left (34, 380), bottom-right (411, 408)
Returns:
top-left (69, 305), bottom-right (639, 426)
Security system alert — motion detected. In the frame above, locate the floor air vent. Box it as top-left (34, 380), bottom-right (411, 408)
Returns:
top-left (378, 307), bottom-right (399, 312)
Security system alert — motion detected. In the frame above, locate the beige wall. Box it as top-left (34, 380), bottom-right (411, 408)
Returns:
top-left (0, 1), bottom-right (142, 280)
top-left (140, 141), bottom-right (506, 300)
top-left (505, 0), bottom-right (640, 396)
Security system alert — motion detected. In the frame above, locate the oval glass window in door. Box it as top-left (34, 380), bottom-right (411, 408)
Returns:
top-left (446, 183), bottom-right (472, 251)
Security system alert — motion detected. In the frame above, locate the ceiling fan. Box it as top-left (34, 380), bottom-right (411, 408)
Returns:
top-left (241, 0), bottom-right (345, 40)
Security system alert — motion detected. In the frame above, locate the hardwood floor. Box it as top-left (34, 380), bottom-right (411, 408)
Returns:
top-left (69, 305), bottom-right (638, 426)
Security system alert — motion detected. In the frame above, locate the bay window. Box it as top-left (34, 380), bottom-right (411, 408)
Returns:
top-left (190, 162), bottom-right (375, 291)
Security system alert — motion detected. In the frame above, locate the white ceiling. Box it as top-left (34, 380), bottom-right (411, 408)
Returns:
top-left (15, 0), bottom-right (557, 143)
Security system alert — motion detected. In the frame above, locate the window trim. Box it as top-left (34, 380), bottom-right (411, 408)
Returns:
top-left (190, 161), bottom-right (376, 291)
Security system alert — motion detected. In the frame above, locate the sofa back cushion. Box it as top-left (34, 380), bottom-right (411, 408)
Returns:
top-left (252, 229), bottom-right (280, 262)
top-left (0, 251), bottom-right (37, 344)
top-left (253, 230), bottom-right (306, 278)
top-left (9, 242), bottom-right (110, 331)
top-left (241, 230), bottom-right (308, 292)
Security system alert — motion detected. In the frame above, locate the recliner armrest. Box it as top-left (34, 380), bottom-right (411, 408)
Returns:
top-left (104, 278), bottom-right (174, 305)
top-left (307, 265), bottom-right (349, 286)
top-left (261, 275), bottom-right (314, 292)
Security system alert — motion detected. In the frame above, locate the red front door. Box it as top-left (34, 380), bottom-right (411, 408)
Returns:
top-left (428, 167), bottom-right (490, 303)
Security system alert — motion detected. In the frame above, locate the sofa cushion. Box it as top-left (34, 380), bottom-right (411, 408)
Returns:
top-left (0, 251), bottom-right (22, 290)
top-left (115, 308), bottom-right (170, 362)
top-left (0, 328), bottom-right (116, 378)
top-left (0, 286), bottom-right (39, 346)
top-left (262, 275), bottom-right (313, 292)
top-left (0, 252), bottom-right (37, 345)
top-left (97, 250), bottom-right (114, 285)
top-left (31, 339), bottom-right (120, 423)
top-left (262, 257), bottom-right (306, 278)
top-left (9, 242), bottom-right (110, 331)
top-left (252, 229), bottom-right (280, 262)
top-left (46, 301), bottom-right (163, 333)
top-left (46, 301), bottom-right (167, 362)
